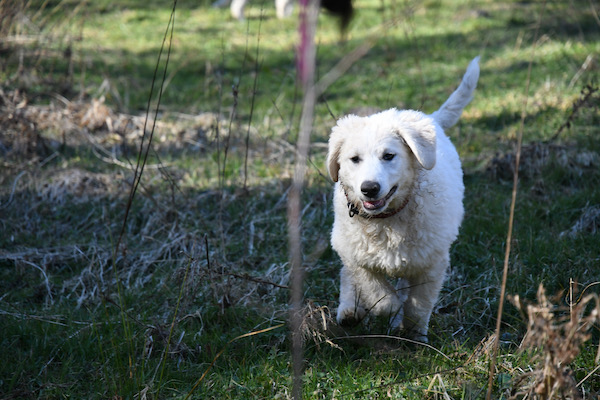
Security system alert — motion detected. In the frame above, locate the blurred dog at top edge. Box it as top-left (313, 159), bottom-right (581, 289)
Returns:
top-left (212, 0), bottom-right (353, 31)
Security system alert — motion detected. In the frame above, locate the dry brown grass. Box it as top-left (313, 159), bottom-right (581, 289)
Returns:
top-left (508, 285), bottom-right (600, 399)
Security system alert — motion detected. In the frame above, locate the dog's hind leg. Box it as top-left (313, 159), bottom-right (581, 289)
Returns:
top-left (230, 0), bottom-right (248, 20)
top-left (275, 0), bottom-right (293, 18)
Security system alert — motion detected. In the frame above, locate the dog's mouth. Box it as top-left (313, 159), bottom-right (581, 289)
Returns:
top-left (362, 186), bottom-right (397, 211)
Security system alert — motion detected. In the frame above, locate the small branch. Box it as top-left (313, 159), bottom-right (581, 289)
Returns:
top-left (486, 1), bottom-right (547, 399)
top-left (313, 40), bottom-right (373, 98)
top-left (209, 269), bottom-right (289, 289)
top-left (289, 1), bottom-right (319, 398)
top-left (550, 80), bottom-right (598, 141)
top-left (22, 260), bottom-right (53, 304)
top-left (228, 272), bottom-right (289, 289)
top-left (243, 11), bottom-right (263, 192)
top-left (0, 170), bottom-right (28, 209)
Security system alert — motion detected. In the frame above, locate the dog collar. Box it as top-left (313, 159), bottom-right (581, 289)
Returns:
top-left (344, 189), bottom-right (409, 219)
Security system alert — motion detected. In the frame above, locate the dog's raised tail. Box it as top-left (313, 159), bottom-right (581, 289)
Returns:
top-left (431, 56), bottom-right (480, 131)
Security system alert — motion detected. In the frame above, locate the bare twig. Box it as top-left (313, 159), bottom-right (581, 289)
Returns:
top-left (288, 1), bottom-right (319, 398)
top-left (22, 260), bottom-right (53, 304)
top-left (313, 40), bottom-right (373, 99)
top-left (0, 170), bottom-right (28, 209)
top-left (116, 1), bottom-right (177, 252)
top-left (568, 54), bottom-right (595, 89)
top-left (242, 11), bottom-right (263, 192)
top-left (108, 0), bottom-right (178, 387)
top-left (550, 80), bottom-right (599, 141)
top-left (222, 271), bottom-right (289, 289)
top-left (486, 2), bottom-right (547, 399)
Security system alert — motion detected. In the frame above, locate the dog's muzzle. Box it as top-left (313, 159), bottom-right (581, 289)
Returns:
top-left (362, 185), bottom-right (397, 211)
top-left (345, 185), bottom-right (408, 219)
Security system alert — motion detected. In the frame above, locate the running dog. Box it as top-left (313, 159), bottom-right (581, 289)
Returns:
top-left (327, 57), bottom-right (480, 342)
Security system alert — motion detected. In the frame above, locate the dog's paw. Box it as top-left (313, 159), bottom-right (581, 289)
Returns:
top-left (405, 329), bottom-right (429, 344)
top-left (336, 305), bottom-right (366, 327)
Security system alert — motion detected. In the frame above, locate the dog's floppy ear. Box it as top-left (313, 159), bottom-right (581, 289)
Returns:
top-left (394, 110), bottom-right (437, 170)
top-left (327, 115), bottom-right (361, 182)
top-left (327, 126), bottom-right (344, 182)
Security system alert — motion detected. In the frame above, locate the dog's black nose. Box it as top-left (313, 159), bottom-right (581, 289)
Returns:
top-left (360, 181), bottom-right (380, 198)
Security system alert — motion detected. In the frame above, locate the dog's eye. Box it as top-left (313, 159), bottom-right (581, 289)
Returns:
top-left (350, 156), bottom-right (360, 164)
top-left (382, 153), bottom-right (395, 161)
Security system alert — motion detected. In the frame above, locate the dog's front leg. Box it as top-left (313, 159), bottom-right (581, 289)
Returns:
top-left (337, 265), bottom-right (403, 327)
top-left (402, 267), bottom-right (446, 343)
top-left (337, 265), bottom-right (367, 326)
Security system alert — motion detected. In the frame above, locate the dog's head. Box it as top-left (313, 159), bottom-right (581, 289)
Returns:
top-left (327, 109), bottom-right (437, 216)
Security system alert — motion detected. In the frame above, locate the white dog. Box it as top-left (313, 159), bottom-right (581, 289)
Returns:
top-left (212, 0), bottom-right (293, 20)
top-left (327, 57), bottom-right (480, 342)
top-left (212, 0), bottom-right (352, 27)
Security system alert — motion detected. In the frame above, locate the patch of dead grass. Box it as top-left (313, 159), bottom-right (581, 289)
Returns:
top-left (508, 285), bottom-right (600, 399)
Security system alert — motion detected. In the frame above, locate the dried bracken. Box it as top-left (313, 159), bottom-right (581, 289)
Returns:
top-left (509, 285), bottom-right (600, 399)
top-left (299, 300), bottom-right (341, 350)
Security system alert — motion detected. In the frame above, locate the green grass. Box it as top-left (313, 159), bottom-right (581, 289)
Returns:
top-left (1, 0), bottom-right (600, 398)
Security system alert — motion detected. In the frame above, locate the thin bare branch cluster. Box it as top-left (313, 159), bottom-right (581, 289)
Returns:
top-left (508, 284), bottom-right (600, 399)
top-left (552, 81), bottom-right (600, 141)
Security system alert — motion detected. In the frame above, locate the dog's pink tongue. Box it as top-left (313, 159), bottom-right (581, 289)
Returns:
top-left (363, 199), bottom-right (385, 210)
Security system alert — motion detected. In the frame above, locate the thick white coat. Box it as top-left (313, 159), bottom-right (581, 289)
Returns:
top-left (327, 57), bottom-right (480, 340)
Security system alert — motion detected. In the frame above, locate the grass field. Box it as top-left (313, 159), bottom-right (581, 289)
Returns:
top-left (1, 0), bottom-right (599, 398)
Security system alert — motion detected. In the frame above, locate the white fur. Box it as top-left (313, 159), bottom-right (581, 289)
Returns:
top-left (327, 57), bottom-right (480, 341)
top-left (212, 0), bottom-right (293, 20)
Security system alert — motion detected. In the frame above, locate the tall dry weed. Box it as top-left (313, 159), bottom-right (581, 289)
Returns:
top-left (508, 284), bottom-right (600, 399)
